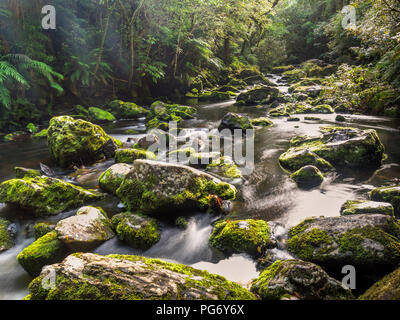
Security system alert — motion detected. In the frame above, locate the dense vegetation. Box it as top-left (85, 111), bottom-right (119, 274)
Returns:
top-left (0, 0), bottom-right (399, 133)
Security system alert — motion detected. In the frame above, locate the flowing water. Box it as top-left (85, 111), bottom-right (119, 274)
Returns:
top-left (1, 75), bottom-right (400, 299)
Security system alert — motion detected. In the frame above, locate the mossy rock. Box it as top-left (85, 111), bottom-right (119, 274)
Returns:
top-left (218, 112), bottom-right (253, 132)
top-left (108, 100), bottom-right (148, 119)
top-left (116, 160), bottom-right (236, 215)
top-left (14, 167), bottom-right (40, 179)
top-left (206, 157), bottom-right (242, 179)
top-left (279, 127), bottom-right (385, 171)
top-left (311, 105), bottom-right (334, 114)
top-left (47, 116), bottom-right (121, 168)
top-left (243, 75), bottom-right (275, 86)
top-left (26, 253), bottom-right (257, 300)
top-left (193, 91), bottom-right (232, 102)
top-left (209, 219), bottom-right (270, 256)
top-left (340, 200), bottom-right (394, 217)
top-left (336, 115), bottom-right (346, 122)
top-left (359, 266), bottom-right (400, 300)
top-left (88, 107), bottom-right (116, 123)
top-left (33, 222), bottom-right (56, 239)
top-left (290, 165), bottom-right (324, 189)
top-left (98, 163), bottom-right (132, 195)
top-left (217, 85), bottom-right (240, 93)
top-left (370, 186), bottom-right (400, 217)
top-left (33, 129), bottom-right (48, 139)
top-left (250, 117), bottom-right (274, 128)
top-left (287, 215), bottom-right (400, 270)
top-left (237, 86), bottom-right (280, 105)
top-left (272, 65), bottom-right (295, 73)
top-left (237, 68), bottom-right (261, 79)
top-left (55, 206), bottom-right (115, 252)
top-left (168, 148), bottom-right (196, 163)
top-left (251, 260), bottom-right (353, 300)
top-left (279, 149), bottom-right (333, 173)
top-left (112, 212), bottom-right (160, 250)
top-left (175, 217), bottom-right (189, 229)
top-left (227, 78), bottom-right (247, 89)
top-left (0, 219), bottom-right (14, 252)
top-left (115, 148), bottom-right (157, 164)
top-left (17, 231), bottom-right (68, 277)
top-left (0, 176), bottom-right (104, 217)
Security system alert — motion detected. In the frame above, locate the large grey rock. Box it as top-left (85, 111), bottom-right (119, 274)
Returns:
top-left (237, 86), bottom-right (280, 105)
top-left (26, 253), bottom-right (256, 300)
top-left (55, 206), bottom-right (115, 251)
top-left (287, 214), bottom-right (400, 269)
top-left (251, 259), bottom-right (353, 300)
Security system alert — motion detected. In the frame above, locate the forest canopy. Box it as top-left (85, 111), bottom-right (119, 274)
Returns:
top-left (0, 0), bottom-right (399, 132)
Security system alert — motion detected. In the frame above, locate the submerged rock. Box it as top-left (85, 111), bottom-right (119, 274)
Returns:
top-left (279, 126), bottom-right (385, 171)
top-left (370, 186), bottom-right (400, 217)
top-left (111, 212), bottom-right (160, 250)
top-left (287, 214), bottom-right (400, 269)
top-left (237, 86), bottom-right (280, 105)
top-left (218, 112), bottom-right (253, 132)
top-left (98, 163), bottom-right (133, 195)
top-left (0, 176), bottom-right (104, 216)
top-left (251, 260), bottom-right (353, 300)
top-left (55, 206), bottom-right (115, 252)
top-left (25, 253), bottom-right (256, 300)
top-left (116, 159), bottom-right (236, 214)
top-left (360, 266), bottom-right (400, 300)
top-left (290, 165), bottom-right (324, 189)
top-left (17, 231), bottom-right (68, 277)
top-left (0, 219), bottom-right (14, 252)
top-left (47, 116), bottom-right (122, 168)
top-left (340, 200), bottom-right (394, 216)
top-left (209, 219), bottom-right (271, 256)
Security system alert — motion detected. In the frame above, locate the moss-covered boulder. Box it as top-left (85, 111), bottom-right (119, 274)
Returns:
top-left (17, 231), bottom-right (68, 277)
top-left (279, 127), bottom-right (385, 171)
top-left (311, 105), bottom-right (334, 114)
top-left (359, 266), bottom-right (400, 300)
top-left (287, 215), bottom-right (400, 269)
top-left (108, 100), bottom-right (148, 119)
top-left (250, 117), bottom-right (274, 128)
top-left (98, 163), bottom-right (132, 195)
top-left (237, 86), bottom-right (280, 105)
top-left (33, 222), bottom-right (56, 239)
top-left (251, 260), bottom-right (353, 300)
top-left (237, 68), bottom-right (261, 79)
top-left (370, 186), bottom-right (400, 217)
top-left (0, 219), bottom-right (14, 252)
top-left (290, 165), bottom-right (324, 189)
top-left (218, 112), bottom-right (253, 132)
top-left (55, 206), bottom-right (115, 252)
top-left (227, 78), bottom-right (247, 89)
top-left (243, 75), bottom-right (275, 86)
top-left (25, 253), bottom-right (257, 300)
top-left (14, 167), bottom-right (40, 179)
top-left (33, 129), bottom-right (48, 140)
top-left (47, 116), bottom-right (121, 167)
top-left (88, 107), bottom-right (116, 123)
top-left (189, 90), bottom-right (232, 102)
top-left (206, 157), bottom-right (242, 179)
top-left (111, 212), bottom-right (160, 250)
top-left (116, 159), bottom-right (236, 214)
top-left (340, 200), bottom-right (394, 216)
top-left (209, 219), bottom-right (271, 256)
top-left (115, 148), bottom-right (157, 164)
top-left (0, 176), bottom-right (104, 216)
top-left (279, 149), bottom-right (333, 172)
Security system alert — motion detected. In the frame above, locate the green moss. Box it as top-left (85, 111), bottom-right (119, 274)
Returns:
top-left (311, 105), bottom-right (334, 114)
top-left (33, 222), bottom-right (55, 239)
top-left (209, 219), bottom-right (270, 256)
top-left (250, 117), bottom-right (274, 128)
top-left (287, 228), bottom-right (334, 262)
top-left (88, 107), bottom-right (116, 123)
top-left (27, 253), bottom-right (256, 300)
top-left (17, 231), bottom-right (67, 277)
top-left (14, 167), bottom-right (40, 179)
top-left (116, 176), bottom-right (236, 214)
top-left (359, 266), bottom-right (400, 300)
top-left (47, 116), bottom-right (116, 167)
top-left (340, 200), bottom-right (394, 216)
top-left (33, 129), bottom-right (48, 139)
top-left (206, 157), bottom-right (241, 179)
top-left (370, 186), bottom-right (400, 216)
top-left (108, 100), bottom-right (148, 119)
top-left (290, 165), bottom-right (324, 188)
top-left (115, 148), bottom-right (157, 164)
top-left (111, 212), bottom-right (160, 250)
top-left (0, 219), bottom-right (13, 252)
top-left (0, 176), bottom-right (104, 216)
